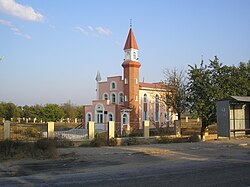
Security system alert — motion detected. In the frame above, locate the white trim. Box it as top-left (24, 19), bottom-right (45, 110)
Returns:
top-left (95, 104), bottom-right (104, 124)
top-left (154, 94), bottom-right (160, 122)
top-left (135, 95), bottom-right (138, 101)
top-left (142, 93), bottom-right (148, 121)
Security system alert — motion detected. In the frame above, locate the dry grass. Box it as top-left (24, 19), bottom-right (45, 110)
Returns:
top-left (0, 139), bottom-right (58, 160)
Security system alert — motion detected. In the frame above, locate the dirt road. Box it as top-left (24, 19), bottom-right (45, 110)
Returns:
top-left (1, 138), bottom-right (250, 186)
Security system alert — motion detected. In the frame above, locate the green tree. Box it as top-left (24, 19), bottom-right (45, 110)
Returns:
top-left (1, 102), bottom-right (20, 120)
top-left (76, 106), bottom-right (83, 120)
top-left (43, 104), bottom-right (64, 122)
top-left (61, 101), bottom-right (77, 121)
top-left (188, 57), bottom-right (250, 138)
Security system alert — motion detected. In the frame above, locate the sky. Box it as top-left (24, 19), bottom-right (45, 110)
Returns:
top-left (0, 0), bottom-right (249, 106)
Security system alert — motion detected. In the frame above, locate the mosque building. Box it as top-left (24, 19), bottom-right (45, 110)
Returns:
top-left (83, 25), bottom-right (177, 135)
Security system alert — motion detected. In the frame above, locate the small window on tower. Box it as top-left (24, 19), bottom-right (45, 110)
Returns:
top-left (124, 78), bottom-right (128, 84)
top-left (133, 52), bottom-right (136, 59)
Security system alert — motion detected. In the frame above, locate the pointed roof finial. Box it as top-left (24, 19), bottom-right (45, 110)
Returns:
top-left (95, 70), bottom-right (101, 82)
top-left (124, 21), bottom-right (138, 50)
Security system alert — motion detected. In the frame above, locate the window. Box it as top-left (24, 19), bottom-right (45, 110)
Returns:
top-left (122, 113), bottom-right (128, 125)
top-left (155, 95), bottom-right (160, 122)
top-left (108, 113), bottom-right (113, 121)
top-left (96, 104), bottom-right (104, 124)
top-left (111, 93), bottom-right (116, 104)
top-left (86, 113), bottom-right (92, 127)
top-left (87, 113), bottom-right (92, 122)
top-left (133, 52), bottom-right (136, 59)
top-left (135, 78), bottom-right (138, 84)
top-left (124, 78), bottom-right (128, 84)
top-left (166, 112), bottom-right (170, 122)
top-left (143, 94), bottom-right (148, 120)
top-left (135, 95), bottom-right (138, 101)
top-left (110, 81), bottom-right (116, 90)
top-left (103, 93), bottom-right (109, 100)
top-left (125, 95), bottom-right (128, 102)
top-left (119, 93), bottom-right (124, 103)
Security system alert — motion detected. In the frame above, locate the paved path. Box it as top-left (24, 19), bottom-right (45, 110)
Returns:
top-left (1, 138), bottom-right (250, 186)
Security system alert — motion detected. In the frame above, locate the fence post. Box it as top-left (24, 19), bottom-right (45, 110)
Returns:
top-left (47, 122), bottom-right (55, 139)
top-left (143, 120), bottom-right (150, 138)
top-left (108, 121), bottom-right (115, 139)
top-left (88, 121), bottom-right (95, 140)
top-left (4, 121), bottom-right (10, 140)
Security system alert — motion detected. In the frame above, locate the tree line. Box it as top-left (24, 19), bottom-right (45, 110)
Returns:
top-left (0, 101), bottom-right (83, 122)
top-left (164, 57), bottom-right (250, 136)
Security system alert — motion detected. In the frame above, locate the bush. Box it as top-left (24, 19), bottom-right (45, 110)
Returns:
top-left (128, 131), bottom-right (143, 137)
top-left (188, 134), bottom-right (200, 142)
top-left (90, 132), bottom-right (108, 147)
top-left (122, 137), bottom-right (139, 146)
top-left (108, 137), bottom-right (117, 146)
top-left (157, 136), bottom-right (189, 144)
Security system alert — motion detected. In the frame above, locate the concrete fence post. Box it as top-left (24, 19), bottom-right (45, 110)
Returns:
top-left (47, 122), bottom-right (55, 139)
top-left (108, 121), bottom-right (115, 139)
top-left (88, 121), bottom-right (95, 140)
top-left (4, 121), bottom-right (10, 140)
top-left (174, 120), bottom-right (181, 137)
top-left (143, 120), bottom-right (150, 138)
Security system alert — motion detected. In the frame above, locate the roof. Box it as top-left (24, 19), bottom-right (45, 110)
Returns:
top-left (230, 96), bottom-right (250, 102)
top-left (139, 82), bottom-right (174, 91)
top-left (218, 96), bottom-right (250, 103)
top-left (124, 28), bottom-right (138, 50)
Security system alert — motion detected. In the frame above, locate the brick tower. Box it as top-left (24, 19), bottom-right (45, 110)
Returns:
top-left (122, 26), bottom-right (141, 130)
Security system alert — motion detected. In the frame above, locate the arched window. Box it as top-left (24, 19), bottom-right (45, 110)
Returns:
top-left (96, 104), bottom-right (104, 124)
top-left (155, 95), bottom-right (160, 122)
top-left (103, 93), bottom-right (109, 100)
top-left (108, 113), bottom-right (113, 121)
top-left (143, 94), bottom-right (148, 120)
top-left (111, 93), bottom-right (116, 104)
top-left (87, 113), bottom-right (92, 122)
top-left (122, 113), bottom-right (128, 125)
top-left (86, 113), bottom-right (92, 128)
top-left (119, 92), bottom-right (124, 103)
top-left (110, 81), bottom-right (116, 90)
top-left (133, 52), bottom-right (136, 59)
